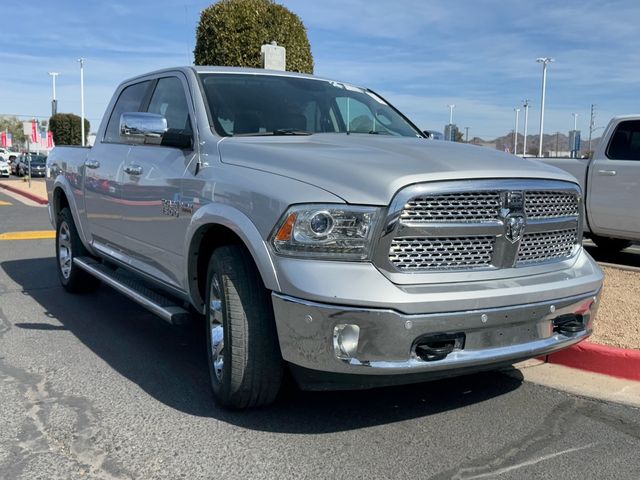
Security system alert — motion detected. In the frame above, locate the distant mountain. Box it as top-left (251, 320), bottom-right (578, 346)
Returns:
top-left (469, 132), bottom-right (601, 156)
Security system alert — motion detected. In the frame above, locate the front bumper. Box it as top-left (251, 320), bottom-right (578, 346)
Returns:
top-left (273, 288), bottom-right (599, 376)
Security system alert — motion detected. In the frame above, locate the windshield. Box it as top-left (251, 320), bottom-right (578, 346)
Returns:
top-left (27, 155), bottom-right (47, 164)
top-left (199, 73), bottom-right (422, 138)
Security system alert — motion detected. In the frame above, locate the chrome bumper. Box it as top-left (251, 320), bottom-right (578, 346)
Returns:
top-left (272, 289), bottom-right (600, 377)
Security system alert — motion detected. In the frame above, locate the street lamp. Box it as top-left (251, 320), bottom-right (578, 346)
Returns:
top-left (48, 72), bottom-right (59, 117)
top-left (78, 58), bottom-right (86, 147)
top-left (513, 108), bottom-right (520, 155)
top-left (522, 100), bottom-right (530, 156)
top-left (536, 57), bottom-right (554, 157)
top-left (447, 104), bottom-right (455, 125)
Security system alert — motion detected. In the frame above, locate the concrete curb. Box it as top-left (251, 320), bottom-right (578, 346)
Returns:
top-left (0, 182), bottom-right (48, 205)
top-left (547, 341), bottom-right (640, 382)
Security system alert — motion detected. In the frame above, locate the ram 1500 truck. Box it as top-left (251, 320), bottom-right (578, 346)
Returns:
top-left (47, 67), bottom-right (604, 409)
top-left (542, 115), bottom-right (640, 252)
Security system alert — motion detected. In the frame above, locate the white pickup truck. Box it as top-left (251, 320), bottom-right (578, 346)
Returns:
top-left (543, 115), bottom-right (640, 251)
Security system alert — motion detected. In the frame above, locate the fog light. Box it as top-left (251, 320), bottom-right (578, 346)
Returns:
top-left (333, 324), bottom-right (360, 360)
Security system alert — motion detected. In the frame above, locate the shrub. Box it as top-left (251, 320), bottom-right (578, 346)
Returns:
top-left (194, 0), bottom-right (313, 74)
top-left (49, 113), bottom-right (90, 146)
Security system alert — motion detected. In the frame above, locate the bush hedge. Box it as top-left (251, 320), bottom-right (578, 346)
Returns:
top-left (49, 113), bottom-right (90, 146)
top-left (194, 0), bottom-right (313, 74)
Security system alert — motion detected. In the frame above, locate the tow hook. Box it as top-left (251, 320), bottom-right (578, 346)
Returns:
top-left (415, 333), bottom-right (465, 362)
top-left (553, 314), bottom-right (586, 335)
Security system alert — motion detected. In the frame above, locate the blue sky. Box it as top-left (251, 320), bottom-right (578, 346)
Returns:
top-left (1, 0), bottom-right (638, 139)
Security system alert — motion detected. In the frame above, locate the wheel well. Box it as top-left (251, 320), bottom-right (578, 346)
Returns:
top-left (53, 187), bottom-right (69, 223)
top-left (190, 224), bottom-right (246, 310)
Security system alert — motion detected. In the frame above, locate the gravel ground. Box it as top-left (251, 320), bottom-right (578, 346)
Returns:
top-left (590, 266), bottom-right (640, 350)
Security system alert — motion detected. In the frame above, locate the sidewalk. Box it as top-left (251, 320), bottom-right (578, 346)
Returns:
top-left (0, 178), bottom-right (48, 205)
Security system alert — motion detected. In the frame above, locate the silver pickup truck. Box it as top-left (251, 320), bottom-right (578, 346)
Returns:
top-left (47, 66), bottom-right (603, 409)
top-left (542, 115), bottom-right (640, 252)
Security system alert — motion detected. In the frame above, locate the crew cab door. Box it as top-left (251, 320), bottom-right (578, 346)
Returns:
top-left (588, 119), bottom-right (640, 237)
top-left (84, 80), bottom-right (152, 246)
top-left (118, 74), bottom-right (197, 287)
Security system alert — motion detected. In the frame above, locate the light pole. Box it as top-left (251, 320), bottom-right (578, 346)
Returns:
top-left (78, 58), bottom-right (86, 147)
top-left (48, 72), bottom-right (59, 117)
top-left (536, 57), bottom-right (554, 157)
top-left (464, 126), bottom-right (469, 143)
top-left (447, 104), bottom-right (455, 125)
top-left (513, 108), bottom-right (520, 155)
top-left (446, 104), bottom-right (456, 141)
top-left (522, 100), bottom-right (530, 156)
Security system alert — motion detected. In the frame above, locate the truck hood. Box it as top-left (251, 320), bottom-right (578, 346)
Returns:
top-left (218, 134), bottom-right (578, 205)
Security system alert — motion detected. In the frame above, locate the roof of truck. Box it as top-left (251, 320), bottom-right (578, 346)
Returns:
top-left (122, 66), bottom-right (358, 89)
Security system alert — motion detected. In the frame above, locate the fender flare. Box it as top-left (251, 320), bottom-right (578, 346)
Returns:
top-left (51, 176), bottom-right (96, 255)
top-left (184, 203), bottom-right (281, 310)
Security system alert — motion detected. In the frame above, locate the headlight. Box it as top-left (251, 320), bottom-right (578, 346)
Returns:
top-left (271, 204), bottom-right (381, 260)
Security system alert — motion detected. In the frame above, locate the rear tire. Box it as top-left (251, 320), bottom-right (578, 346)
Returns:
top-left (205, 245), bottom-right (283, 409)
top-left (591, 235), bottom-right (632, 252)
top-left (56, 207), bottom-right (101, 293)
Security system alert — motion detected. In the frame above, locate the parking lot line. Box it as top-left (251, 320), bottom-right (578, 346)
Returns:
top-left (0, 200), bottom-right (12, 206)
top-left (0, 230), bottom-right (55, 240)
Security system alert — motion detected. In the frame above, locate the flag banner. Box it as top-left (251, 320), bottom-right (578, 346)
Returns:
top-left (7, 133), bottom-right (12, 147)
top-left (1, 132), bottom-right (6, 148)
top-left (31, 121), bottom-right (39, 143)
top-left (47, 131), bottom-right (54, 149)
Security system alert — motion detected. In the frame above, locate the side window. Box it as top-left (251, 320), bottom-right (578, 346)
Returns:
top-left (147, 77), bottom-right (191, 132)
top-left (607, 120), bottom-right (640, 160)
top-left (103, 81), bottom-right (151, 143)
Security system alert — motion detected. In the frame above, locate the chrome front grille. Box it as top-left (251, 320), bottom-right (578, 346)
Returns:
top-left (382, 180), bottom-right (582, 274)
top-left (516, 229), bottom-right (578, 266)
top-left (389, 237), bottom-right (495, 271)
top-left (401, 190), bottom-right (579, 223)
top-left (524, 191), bottom-right (579, 218)
top-left (400, 192), bottom-right (501, 223)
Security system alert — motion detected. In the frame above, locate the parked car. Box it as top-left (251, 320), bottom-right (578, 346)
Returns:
top-left (541, 115), bottom-right (640, 251)
top-left (0, 156), bottom-right (10, 177)
top-left (16, 154), bottom-right (47, 177)
top-left (46, 67), bottom-right (603, 408)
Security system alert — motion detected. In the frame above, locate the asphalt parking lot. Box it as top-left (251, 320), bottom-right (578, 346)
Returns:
top-left (1, 190), bottom-right (640, 479)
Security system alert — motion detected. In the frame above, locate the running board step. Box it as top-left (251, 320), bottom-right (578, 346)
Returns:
top-left (73, 257), bottom-right (191, 325)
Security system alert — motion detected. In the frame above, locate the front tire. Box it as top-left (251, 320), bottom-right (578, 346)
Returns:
top-left (56, 207), bottom-right (101, 293)
top-left (591, 235), bottom-right (632, 252)
top-left (205, 245), bottom-right (283, 409)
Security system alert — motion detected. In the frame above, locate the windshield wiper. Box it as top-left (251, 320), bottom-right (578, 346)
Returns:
top-left (367, 130), bottom-right (392, 135)
top-left (233, 129), bottom-right (312, 137)
top-left (271, 129), bottom-right (311, 136)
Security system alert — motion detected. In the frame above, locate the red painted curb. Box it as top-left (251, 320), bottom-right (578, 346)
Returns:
top-left (0, 183), bottom-right (48, 205)
top-left (547, 341), bottom-right (640, 381)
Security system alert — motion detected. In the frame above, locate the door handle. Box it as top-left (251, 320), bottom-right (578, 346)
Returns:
top-left (85, 159), bottom-right (100, 169)
top-left (597, 169), bottom-right (617, 176)
top-left (124, 164), bottom-right (143, 176)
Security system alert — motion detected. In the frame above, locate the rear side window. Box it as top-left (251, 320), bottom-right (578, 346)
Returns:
top-left (606, 120), bottom-right (640, 160)
top-left (103, 81), bottom-right (152, 143)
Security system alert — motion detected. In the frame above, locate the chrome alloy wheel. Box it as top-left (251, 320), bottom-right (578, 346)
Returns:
top-left (209, 276), bottom-right (225, 381)
top-left (58, 221), bottom-right (72, 279)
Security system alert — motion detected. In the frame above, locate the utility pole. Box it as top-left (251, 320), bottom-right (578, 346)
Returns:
top-left (555, 131), bottom-right (560, 155)
top-left (522, 100), bottom-right (530, 156)
top-left (513, 108), bottom-right (520, 155)
top-left (48, 72), bottom-right (59, 117)
top-left (464, 127), bottom-right (469, 143)
top-left (78, 58), bottom-right (86, 147)
top-left (588, 104), bottom-right (596, 155)
top-left (536, 57), bottom-right (554, 157)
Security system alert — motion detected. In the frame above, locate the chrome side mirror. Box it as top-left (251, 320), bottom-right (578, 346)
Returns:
top-left (120, 112), bottom-right (167, 145)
